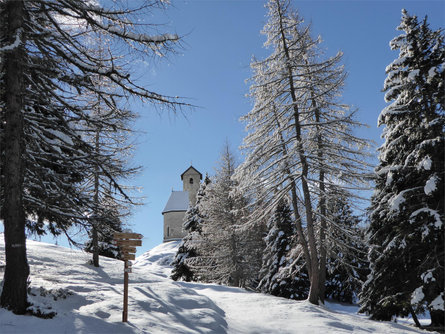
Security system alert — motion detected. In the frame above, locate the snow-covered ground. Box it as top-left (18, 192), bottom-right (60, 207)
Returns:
top-left (0, 234), bottom-right (434, 333)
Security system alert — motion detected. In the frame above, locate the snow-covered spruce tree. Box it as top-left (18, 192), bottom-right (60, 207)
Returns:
top-left (237, 216), bottom-right (266, 289)
top-left (197, 143), bottom-right (250, 287)
top-left (234, 0), bottom-right (371, 305)
top-left (171, 175), bottom-right (210, 282)
top-left (0, 0), bottom-right (185, 313)
top-left (258, 198), bottom-right (301, 298)
top-left (360, 10), bottom-right (444, 326)
top-left (324, 193), bottom-right (368, 304)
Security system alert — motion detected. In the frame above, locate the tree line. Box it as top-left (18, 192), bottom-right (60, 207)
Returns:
top-left (171, 0), bottom-right (444, 329)
top-left (0, 0), bottom-right (443, 329)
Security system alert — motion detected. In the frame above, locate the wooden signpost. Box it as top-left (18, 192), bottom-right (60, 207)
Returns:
top-left (113, 232), bottom-right (143, 322)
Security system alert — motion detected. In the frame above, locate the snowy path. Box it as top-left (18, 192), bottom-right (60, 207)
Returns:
top-left (0, 237), bottom-right (431, 334)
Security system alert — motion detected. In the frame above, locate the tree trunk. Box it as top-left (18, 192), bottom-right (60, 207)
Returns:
top-left (272, 106), bottom-right (312, 279)
top-left (230, 231), bottom-right (240, 287)
top-left (1, 0), bottom-right (30, 314)
top-left (276, 0), bottom-right (320, 304)
top-left (92, 225), bottom-right (99, 267)
top-left (408, 306), bottom-right (422, 328)
top-left (317, 167), bottom-right (327, 304)
top-left (92, 129), bottom-right (100, 267)
top-left (288, 63), bottom-right (320, 305)
top-left (289, 183), bottom-right (312, 280)
top-left (313, 99), bottom-right (327, 303)
top-left (429, 309), bottom-right (444, 327)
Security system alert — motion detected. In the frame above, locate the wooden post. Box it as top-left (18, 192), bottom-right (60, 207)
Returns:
top-left (122, 260), bottom-right (129, 322)
top-left (113, 232), bottom-right (142, 323)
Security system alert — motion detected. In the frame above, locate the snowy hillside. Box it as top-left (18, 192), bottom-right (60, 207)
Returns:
top-left (0, 235), bottom-right (431, 333)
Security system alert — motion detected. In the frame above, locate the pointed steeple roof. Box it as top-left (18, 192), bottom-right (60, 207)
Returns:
top-left (180, 165), bottom-right (202, 180)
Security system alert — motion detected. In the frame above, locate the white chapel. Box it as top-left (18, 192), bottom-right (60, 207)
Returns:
top-left (162, 166), bottom-right (202, 242)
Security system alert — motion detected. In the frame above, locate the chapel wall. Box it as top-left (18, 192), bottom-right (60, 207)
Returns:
top-left (163, 211), bottom-right (186, 242)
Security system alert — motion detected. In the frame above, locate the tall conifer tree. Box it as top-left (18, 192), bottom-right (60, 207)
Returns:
top-left (235, 0), bottom-right (371, 304)
top-left (258, 198), bottom-right (308, 299)
top-left (0, 0), bottom-right (185, 313)
top-left (171, 175), bottom-right (210, 282)
top-left (360, 10), bottom-right (444, 327)
top-left (195, 144), bottom-right (250, 287)
top-left (324, 194), bottom-right (368, 304)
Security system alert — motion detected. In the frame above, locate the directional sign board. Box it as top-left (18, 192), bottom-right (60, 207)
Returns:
top-left (115, 239), bottom-right (142, 247)
top-left (114, 232), bottom-right (143, 239)
top-left (119, 246), bottom-right (137, 253)
top-left (113, 232), bottom-right (143, 322)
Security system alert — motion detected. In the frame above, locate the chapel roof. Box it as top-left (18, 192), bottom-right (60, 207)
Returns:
top-left (180, 166), bottom-right (202, 180)
top-left (162, 191), bottom-right (189, 214)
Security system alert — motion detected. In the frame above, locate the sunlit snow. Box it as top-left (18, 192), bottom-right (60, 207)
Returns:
top-left (411, 287), bottom-right (425, 305)
top-left (424, 175), bottom-right (438, 195)
top-left (0, 235), bottom-right (430, 333)
top-left (418, 156), bottom-right (432, 171)
top-left (430, 293), bottom-right (444, 311)
top-left (389, 192), bottom-right (405, 213)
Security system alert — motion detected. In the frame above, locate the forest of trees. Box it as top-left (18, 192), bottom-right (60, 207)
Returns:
top-left (172, 0), bottom-right (444, 330)
top-left (0, 0), bottom-right (443, 330)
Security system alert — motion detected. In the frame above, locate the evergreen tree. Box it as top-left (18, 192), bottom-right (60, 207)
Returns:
top-left (324, 194), bottom-right (368, 304)
top-left (237, 218), bottom-right (266, 289)
top-left (360, 10), bottom-right (444, 327)
top-left (0, 0), bottom-right (185, 313)
top-left (171, 175), bottom-right (210, 282)
top-left (258, 198), bottom-right (308, 299)
top-left (235, 0), bottom-right (371, 304)
top-left (196, 143), bottom-right (249, 287)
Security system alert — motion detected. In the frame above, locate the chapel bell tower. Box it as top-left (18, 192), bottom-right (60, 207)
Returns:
top-left (181, 166), bottom-right (202, 206)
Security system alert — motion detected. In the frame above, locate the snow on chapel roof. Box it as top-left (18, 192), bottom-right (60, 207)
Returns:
top-left (162, 191), bottom-right (189, 214)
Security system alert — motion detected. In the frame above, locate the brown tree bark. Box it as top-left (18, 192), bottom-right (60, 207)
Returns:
top-left (92, 130), bottom-right (100, 267)
top-left (313, 96), bottom-right (327, 303)
top-left (275, 0), bottom-right (320, 304)
top-left (271, 106), bottom-right (313, 280)
top-left (1, 0), bottom-right (30, 314)
top-left (409, 306), bottom-right (422, 328)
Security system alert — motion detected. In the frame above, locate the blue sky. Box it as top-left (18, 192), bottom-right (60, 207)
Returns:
top-left (32, 0), bottom-right (445, 254)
